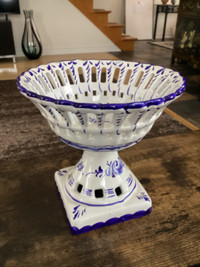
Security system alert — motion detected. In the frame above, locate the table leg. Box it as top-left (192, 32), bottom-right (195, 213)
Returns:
top-left (153, 7), bottom-right (159, 40)
top-left (162, 12), bottom-right (169, 41)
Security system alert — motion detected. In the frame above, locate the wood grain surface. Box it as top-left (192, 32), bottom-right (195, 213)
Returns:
top-left (1, 131), bottom-right (200, 267)
top-left (0, 79), bottom-right (199, 267)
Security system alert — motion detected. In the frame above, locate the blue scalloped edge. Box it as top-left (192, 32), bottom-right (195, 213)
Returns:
top-left (16, 59), bottom-right (186, 111)
top-left (69, 207), bottom-right (152, 235)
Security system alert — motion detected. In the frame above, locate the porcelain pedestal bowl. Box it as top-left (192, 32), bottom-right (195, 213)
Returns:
top-left (17, 59), bottom-right (185, 234)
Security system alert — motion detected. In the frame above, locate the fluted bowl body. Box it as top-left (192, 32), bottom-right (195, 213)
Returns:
top-left (17, 59), bottom-right (186, 151)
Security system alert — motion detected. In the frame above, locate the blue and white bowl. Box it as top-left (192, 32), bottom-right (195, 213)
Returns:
top-left (17, 59), bottom-right (185, 151)
top-left (17, 59), bottom-right (186, 234)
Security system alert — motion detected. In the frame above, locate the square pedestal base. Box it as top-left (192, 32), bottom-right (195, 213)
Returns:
top-left (55, 168), bottom-right (152, 234)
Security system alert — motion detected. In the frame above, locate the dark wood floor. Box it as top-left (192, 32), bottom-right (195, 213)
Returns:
top-left (111, 40), bottom-right (200, 77)
top-left (111, 40), bottom-right (200, 96)
top-left (0, 44), bottom-right (200, 266)
top-left (111, 40), bottom-right (200, 128)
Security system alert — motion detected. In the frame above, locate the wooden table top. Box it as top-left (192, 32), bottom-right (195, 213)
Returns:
top-left (1, 130), bottom-right (200, 266)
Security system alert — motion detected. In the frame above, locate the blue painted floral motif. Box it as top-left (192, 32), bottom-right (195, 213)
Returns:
top-left (88, 157), bottom-right (124, 178)
top-left (89, 117), bottom-right (97, 124)
top-left (73, 205), bottom-right (86, 220)
top-left (95, 166), bottom-right (104, 177)
top-left (137, 192), bottom-right (150, 202)
top-left (105, 158), bottom-right (124, 177)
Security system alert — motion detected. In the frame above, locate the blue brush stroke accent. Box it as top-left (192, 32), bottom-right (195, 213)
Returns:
top-left (83, 60), bottom-right (88, 66)
top-left (73, 205), bottom-right (86, 220)
top-left (137, 192), bottom-right (150, 202)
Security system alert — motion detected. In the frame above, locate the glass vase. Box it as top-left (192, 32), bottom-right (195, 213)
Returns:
top-left (22, 10), bottom-right (42, 60)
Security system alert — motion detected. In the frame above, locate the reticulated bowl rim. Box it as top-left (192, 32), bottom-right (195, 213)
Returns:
top-left (17, 59), bottom-right (186, 110)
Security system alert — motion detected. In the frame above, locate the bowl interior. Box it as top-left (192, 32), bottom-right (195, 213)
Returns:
top-left (17, 60), bottom-right (185, 106)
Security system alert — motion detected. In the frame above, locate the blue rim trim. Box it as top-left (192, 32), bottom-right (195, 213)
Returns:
top-left (65, 180), bottom-right (137, 207)
top-left (70, 207), bottom-right (152, 234)
top-left (16, 59), bottom-right (186, 111)
top-left (59, 136), bottom-right (142, 151)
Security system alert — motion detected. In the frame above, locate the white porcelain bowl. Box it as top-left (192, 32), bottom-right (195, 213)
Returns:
top-left (17, 60), bottom-right (185, 151)
top-left (17, 59), bottom-right (186, 234)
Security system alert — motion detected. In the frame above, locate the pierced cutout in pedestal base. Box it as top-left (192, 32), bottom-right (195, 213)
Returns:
top-left (55, 166), bottom-right (152, 235)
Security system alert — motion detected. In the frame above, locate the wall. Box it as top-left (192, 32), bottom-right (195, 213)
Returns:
top-left (9, 0), bottom-right (119, 57)
top-left (94, 0), bottom-right (125, 25)
top-left (5, 0), bottom-right (180, 57)
top-left (125, 0), bottom-right (179, 40)
top-left (94, 0), bottom-right (180, 39)
top-left (126, 0), bottom-right (153, 40)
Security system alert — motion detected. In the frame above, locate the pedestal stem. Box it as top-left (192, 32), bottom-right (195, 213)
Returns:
top-left (63, 149), bottom-right (139, 206)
